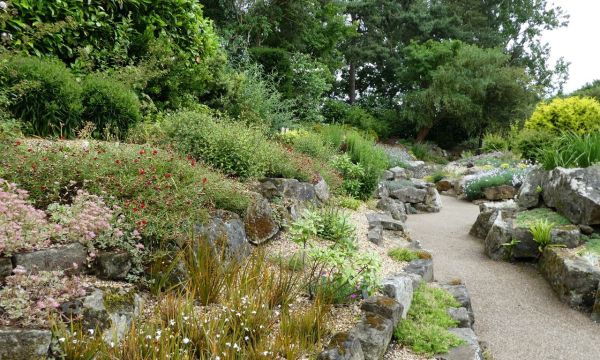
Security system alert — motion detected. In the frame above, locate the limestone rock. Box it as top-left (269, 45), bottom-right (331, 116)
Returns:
top-left (259, 178), bottom-right (317, 203)
top-left (94, 251), bottom-right (131, 280)
top-left (350, 312), bottom-right (394, 360)
top-left (244, 196), bottom-right (279, 245)
top-left (539, 247), bottom-right (600, 311)
top-left (510, 226), bottom-right (538, 260)
top-left (0, 328), bottom-right (52, 359)
top-left (483, 185), bottom-right (516, 201)
top-left (12, 243), bottom-right (87, 273)
top-left (404, 259), bottom-right (434, 282)
top-left (448, 307), bottom-right (472, 328)
top-left (390, 166), bottom-right (409, 180)
top-left (318, 332), bottom-right (365, 360)
top-left (483, 215), bottom-right (513, 260)
top-left (382, 170), bottom-right (394, 181)
top-left (436, 328), bottom-right (484, 360)
top-left (390, 187), bottom-right (427, 204)
top-left (550, 226), bottom-right (581, 249)
top-left (361, 296), bottom-right (402, 327)
top-left (366, 213), bottom-right (404, 232)
top-left (367, 226), bottom-right (383, 246)
top-left (469, 201), bottom-right (518, 239)
top-left (542, 167), bottom-right (600, 225)
top-left (381, 274), bottom-right (414, 318)
top-left (376, 197), bottom-right (407, 222)
top-left (405, 161), bottom-right (427, 179)
top-left (195, 210), bottom-right (250, 258)
top-left (517, 167), bottom-right (546, 209)
top-left (315, 177), bottom-right (331, 202)
top-left (442, 285), bottom-right (474, 325)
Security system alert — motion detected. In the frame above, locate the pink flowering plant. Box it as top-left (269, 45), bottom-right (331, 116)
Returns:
top-left (0, 267), bottom-right (88, 326)
top-left (0, 178), bottom-right (54, 256)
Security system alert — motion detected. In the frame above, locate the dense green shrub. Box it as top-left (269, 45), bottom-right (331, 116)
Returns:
top-left (482, 133), bottom-right (509, 152)
top-left (279, 130), bottom-right (337, 161)
top-left (81, 75), bottom-right (141, 139)
top-left (514, 128), bottom-right (555, 160)
top-left (540, 131), bottom-right (600, 170)
top-left (525, 97), bottom-right (600, 135)
top-left (0, 56), bottom-right (82, 137)
top-left (322, 100), bottom-right (389, 137)
top-left (2, 0), bottom-right (218, 69)
top-left (156, 109), bottom-right (272, 179)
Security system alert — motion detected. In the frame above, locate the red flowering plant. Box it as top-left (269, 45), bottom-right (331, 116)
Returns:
top-left (0, 140), bottom-right (251, 253)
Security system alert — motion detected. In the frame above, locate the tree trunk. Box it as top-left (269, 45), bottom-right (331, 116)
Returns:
top-left (415, 126), bottom-right (431, 143)
top-left (349, 62), bottom-right (356, 104)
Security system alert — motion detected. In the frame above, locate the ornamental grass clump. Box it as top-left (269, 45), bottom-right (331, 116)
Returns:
top-left (540, 131), bottom-right (600, 170)
top-left (529, 219), bottom-right (556, 252)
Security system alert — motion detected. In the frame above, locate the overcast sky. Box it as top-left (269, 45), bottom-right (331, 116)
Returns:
top-left (541, 0), bottom-right (600, 93)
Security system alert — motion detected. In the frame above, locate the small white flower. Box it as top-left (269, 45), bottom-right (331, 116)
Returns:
top-left (58, 337), bottom-right (65, 343)
top-left (183, 337), bottom-right (190, 344)
top-left (0, 2), bottom-right (7, 10)
top-left (87, 329), bottom-right (94, 335)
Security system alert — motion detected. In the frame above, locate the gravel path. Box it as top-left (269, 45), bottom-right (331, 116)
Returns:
top-left (406, 195), bottom-right (600, 360)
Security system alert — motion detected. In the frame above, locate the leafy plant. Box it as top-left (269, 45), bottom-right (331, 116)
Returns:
top-left (514, 128), bottom-right (555, 161)
top-left (334, 196), bottom-right (362, 210)
top-left (540, 131), bottom-right (600, 170)
top-left (394, 284), bottom-right (463, 355)
top-left (464, 168), bottom-right (525, 200)
top-left (482, 133), bottom-right (509, 152)
top-left (529, 219), bottom-right (556, 252)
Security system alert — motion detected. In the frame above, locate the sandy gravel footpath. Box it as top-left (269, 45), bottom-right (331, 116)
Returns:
top-left (406, 195), bottom-right (600, 360)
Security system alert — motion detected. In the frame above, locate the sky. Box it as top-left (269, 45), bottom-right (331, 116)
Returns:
top-left (541, 0), bottom-right (600, 93)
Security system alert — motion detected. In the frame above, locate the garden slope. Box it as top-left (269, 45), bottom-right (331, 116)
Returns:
top-left (406, 196), bottom-right (600, 360)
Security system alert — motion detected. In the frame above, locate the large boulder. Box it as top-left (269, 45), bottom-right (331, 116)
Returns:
top-left (419, 187), bottom-right (442, 213)
top-left (539, 247), bottom-right (600, 311)
top-left (366, 213), bottom-right (405, 232)
top-left (469, 201), bottom-right (518, 239)
top-left (483, 214), bottom-right (513, 260)
top-left (0, 328), bottom-right (52, 359)
top-left (195, 210), bottom-right (251, 258)
top-left (376, 197), bottom-right (407, 222)
top-left (361, 296), bottom-right (403, 327)
top-left (244, 196), bottom-right (279, 245)
top-left (390, 187), bottom-right (427, 204)
top-left (483, 185), bottom-right (516, 201)
top-left (12, 243), bottom-right (87, 273)
top-left (542, 167), bottom-right (600, 225)
top-left (517, 167), bottom-right (546, 209)
top-left (350, 312), bottom-right (394, 360)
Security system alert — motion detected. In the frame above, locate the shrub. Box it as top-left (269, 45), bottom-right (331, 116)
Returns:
top-left (314, 207), bottom-right (356, 248)
top-left (394, 284), bottom-right (463, 355)
top-left (482, 133), bottom-right (509, 152)
top-left (156, 109), bottom-right (272, 179)
top-left (525, 97), bottom-right (600, 135)
top-left (81, 75), bottom-right (141, 139)
top-left (0, 56), bottom-right (82, 137)
top-left (345, 131), bottom-right (389, 198)
top-left (279, 130), bottom-right (337, 161)
top-left (322, 99), bottom-right (390, 137)
top-left (540, 131), bottom-right (600, 170)
top-left (514, 128), bottom-right (555, 161)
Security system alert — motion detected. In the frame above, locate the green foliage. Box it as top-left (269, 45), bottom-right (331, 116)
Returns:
top-left (394, 284), bottom-right (463, 355)
top-left (514, 128), bottom-right (555, 160)
top-left (0, 55), bottom-right (82, 137)
top-left (3, 0), bottom-right (218, 68)
top-left (529, 219), bottom-right (556, 252)
top-left (571, 80), bottom-right (600, 102)
top-left (526, 97), bottom-right (600, 135)
top-left (333, 196), bottom-right (362, 211)
top-left (584, 236), bottom-right (600, 256)
top-left (388, 248), bottom-right (419, 262)
top-left (81, 74), bottom-right (141, 139)
top-left (540, 131), bottom-right (600, 170)
top-left (430, 171), bottom-right (447, 184)
top-left (322, 99), bottom-right (389, 137)
top-left (0, 140), bottom-right (250, 249)
top-left (482, 133), bottom-right (509, 152)
top-left (279, 130), bottom-right (337, 161)
top-left (515, 208), bottom-right (570, 229)
top-left (331, 154), bottom-right (366, 198)
top-left (410, 143), bottom-right (448, 164)
top-left (314, 207), bottom-right (356, 248)
top-left (154, 109), bottom-right (272, 179)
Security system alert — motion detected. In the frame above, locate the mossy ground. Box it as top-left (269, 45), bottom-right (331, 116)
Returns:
top-left (515, 208), bottom-right (571, 229)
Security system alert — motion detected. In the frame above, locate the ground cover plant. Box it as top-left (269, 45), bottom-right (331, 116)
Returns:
top-left (464, 167), bottom-right (530, 200)
top-left (515, 208), bottom-right (571, 229)
top-left (0, 140), bottom-right (251, 250)
top-left (394, 284), bottom-right (463, 355)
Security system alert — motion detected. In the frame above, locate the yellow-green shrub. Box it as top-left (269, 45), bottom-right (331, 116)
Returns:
top-left (525, 97), bottom-right (600, 134)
